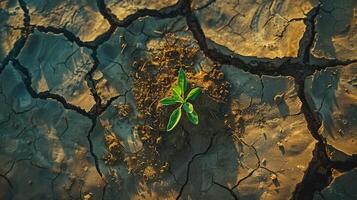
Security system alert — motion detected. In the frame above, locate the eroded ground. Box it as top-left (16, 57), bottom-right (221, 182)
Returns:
top-left (0, 0), bottom-right (356, 200)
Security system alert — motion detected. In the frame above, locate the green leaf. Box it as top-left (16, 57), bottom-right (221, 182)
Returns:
top-left (160, 96), bottom-right (179, 106)
top-left (171, 85), bottom-right (183, 102)
top-left (178, 68), bottom-right (188, 95)
top-left (172, 85), bottom-right (182, 98)
top-left (186, 87), bottom-right (201, 101)
top-left (183, 102), bottom-right (194, 113)
top-left (186, 109), bottom-right (199, 125)
top-left (167, 106), bottom-right (182, 131)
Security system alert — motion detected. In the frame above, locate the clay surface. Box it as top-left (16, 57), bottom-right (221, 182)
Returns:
top-left (0, 0), bottom-right (356, 199)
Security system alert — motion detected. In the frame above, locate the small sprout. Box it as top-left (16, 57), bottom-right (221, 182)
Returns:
top-left (160, 68), bottom-right (201, 131)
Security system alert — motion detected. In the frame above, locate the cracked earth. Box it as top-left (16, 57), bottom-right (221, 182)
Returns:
top-left (0, 0), bottom-right (357, 199)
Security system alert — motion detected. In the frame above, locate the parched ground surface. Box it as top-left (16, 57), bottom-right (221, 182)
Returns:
top-left (0, 0), bottom-right (356, 200)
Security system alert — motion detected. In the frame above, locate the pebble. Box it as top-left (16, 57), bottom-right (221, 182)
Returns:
top-left (83, 193), bottom-right (93, 200)
top-left (93, 70), bottom-right (103, 81)
top-left (277, 142), bottom-right (284, 148)
top-left (270, 174), bottom-right (277, 180)
top-left (261, 158), bottom-right (267, 166)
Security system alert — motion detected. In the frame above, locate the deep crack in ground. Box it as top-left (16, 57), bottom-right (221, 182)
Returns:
top-left (0, 0), bottom-right (356, 199)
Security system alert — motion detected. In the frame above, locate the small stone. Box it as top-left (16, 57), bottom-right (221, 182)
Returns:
top-left (83, 193), bottom-right (93, 200)
top-left (156, 136), bottom-right (162, 144)
top-left (277, 142), bottom-right (284, 148)
top-left (217, 72), bottom-right (224, 80)
top-left (137, 113), bottom-right (144, 120)
top-left (270, 174), bottom-right (277, 180)
top-left (93, 70), bottom-right (103, 81)
top-left (261, 158), bottom-right (267, 166)
top-left (83, 166), bottom-right (88, 172)
top-left (296, 165), bottom-right (305, 170)
top-left (338, 129), bottom-right (344, 135)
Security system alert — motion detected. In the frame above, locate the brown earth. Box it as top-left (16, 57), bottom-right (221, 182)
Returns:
top-left (0, 0), bottom-right (356, 200)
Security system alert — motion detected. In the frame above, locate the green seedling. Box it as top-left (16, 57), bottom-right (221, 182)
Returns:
top-left (160, 68), bottom-right (201, 131)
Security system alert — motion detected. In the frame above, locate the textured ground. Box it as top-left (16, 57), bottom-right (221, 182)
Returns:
top-left (0, 0), bottom-right (356, 200)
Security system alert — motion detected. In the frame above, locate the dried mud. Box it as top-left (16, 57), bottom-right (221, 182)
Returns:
top-left (0, 0), bottom-right (356, 200)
